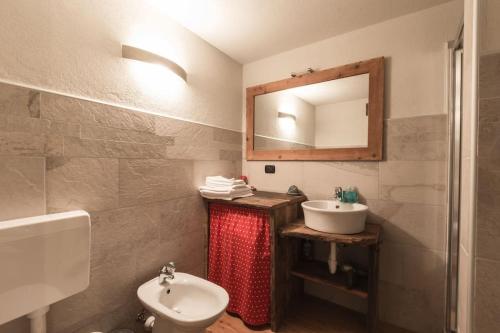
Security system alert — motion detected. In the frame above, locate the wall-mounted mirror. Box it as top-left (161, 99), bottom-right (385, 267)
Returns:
top-left (246, 57), bottom-right (384, 161)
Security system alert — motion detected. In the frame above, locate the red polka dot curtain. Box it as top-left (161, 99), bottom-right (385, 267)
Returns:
top-left (208, 203), bottom-right (271, 326)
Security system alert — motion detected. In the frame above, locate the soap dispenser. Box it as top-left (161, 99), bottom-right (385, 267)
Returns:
top-left (342, 186), bottom-right (359, 203)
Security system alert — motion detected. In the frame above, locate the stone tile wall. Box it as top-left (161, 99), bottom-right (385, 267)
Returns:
top-left (473, 52), bottom-right (500, 332)
top-left (0, 82), bottom-right (242, 333)
top-left (244, 113), bottom-right (449, 332)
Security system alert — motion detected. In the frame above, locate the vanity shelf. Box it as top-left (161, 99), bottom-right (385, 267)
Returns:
top-left (280, 221), bottom-right (381, 246)
top-left (290, 260), bottom-right (368, 299)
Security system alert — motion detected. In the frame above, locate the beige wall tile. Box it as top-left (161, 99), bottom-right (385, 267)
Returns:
top-left (474, 258), bottom-right (500, 333)
top-left (368, 200), bottom-right (446, 251)
top-left (379, 281), bottom-right (444, 333)
top-left (219, 149), bottom-right (242, 161)
top-left (379, 161), bottom-right (447, 204)
top-left (118, 159), bottom-right (195, 207)
top-left (41, 93), bottom-right (155, 133)
top-left (89, 204), bottom-right (161, 270)
top-left (386, 115), bottom-right (448, 161)
top-left (166, 145), bottom-right (220, 160)
top-left (63, 301), bottom-right (142, 333)
top-left (477, 99), bottom-right (500, 158)
top-left (0, 83), bottom-right (40, 118)
top-left (213, 127), bottom-right (243, 144)
top-left (303, 161), bottom-right (379, 201)
top-left (0, 115), bottom-right (80, 137)
top-left (159, 228), bottom-right (205, 273)
top-left (64, 136), bottom-right (167, 159)
top-left (0, 131), bottom-right (63, 157)
top-left (158, 196), bottom-right (207, 243)
top-left (479, 53), bottom-right (500, 99)
top-left (0, 157), bottom-right (45, 221)
top-left (386, 140), bottom-right (448, 161)
top-left (155, 116), bottom-right (213, 145)
top-left (476, 201), bottom-right (500, 262)
top-left (0, 84), bottom-right (236, 332)
top-left (81, 124), bottom-right (174, 145)
top-left (477, 158), bottom-right (500, 195)
top-left (46, 157), bottom-right (119, 213)
top-left (379, 242), bottom-right (446, 292)
top-left (479, 97), bottom-right (500, 123)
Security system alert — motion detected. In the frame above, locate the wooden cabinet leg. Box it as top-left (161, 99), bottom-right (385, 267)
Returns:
top-left (367, 244), bottom-right (380, 333)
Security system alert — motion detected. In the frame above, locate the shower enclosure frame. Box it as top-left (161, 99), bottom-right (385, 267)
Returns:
top-left (445, 23), bottom-right (463, 333)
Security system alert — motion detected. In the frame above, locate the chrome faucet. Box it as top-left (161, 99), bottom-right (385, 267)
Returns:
top-left (334, 187), bottom-right (343, 201)
top-left (159, 262), bottom-right (175, 284)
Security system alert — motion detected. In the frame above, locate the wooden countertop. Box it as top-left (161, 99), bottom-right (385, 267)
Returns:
top-left (280, 220), bottom-right (381, 246)
top-left (204, 191), bottom-right (307, 210)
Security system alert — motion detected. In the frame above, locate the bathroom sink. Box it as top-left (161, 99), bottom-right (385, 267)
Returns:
top-left (301, 200), bottom-right (368, 234)
top-left (137, 273), bottom-right (229, 333)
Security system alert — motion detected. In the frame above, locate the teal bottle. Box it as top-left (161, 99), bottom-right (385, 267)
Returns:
top-left (342, 186), bottom-right (358, 203)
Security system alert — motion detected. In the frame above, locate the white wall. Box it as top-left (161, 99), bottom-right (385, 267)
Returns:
top-left (243, 3), bottom-right (461, 123)
top-left (243, 0), bottom-right (462, 185)
top-left (0, 0), bottom-right (242, 131)
top-left (254, 90), bottom-right (315, 145)
top-left (314, 98), bottom-right (369, 148)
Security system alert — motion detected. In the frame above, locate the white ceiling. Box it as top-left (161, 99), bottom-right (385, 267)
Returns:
top-left (289, 74), bottom-right (369, 106)
top-left (153, 0), bottom-right (453, 64)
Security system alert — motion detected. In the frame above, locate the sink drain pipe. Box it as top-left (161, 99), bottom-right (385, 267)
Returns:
top-left (328, 243), bottom-right (337, 274)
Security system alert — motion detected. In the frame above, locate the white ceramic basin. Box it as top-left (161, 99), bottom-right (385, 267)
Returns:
top-left (138, 274), bottom-right (229, 333)
top-left (302, 200), bottom-right (368, 234)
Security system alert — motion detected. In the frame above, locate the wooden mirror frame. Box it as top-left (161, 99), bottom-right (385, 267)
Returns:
top-left (246, 57), bottom-right (384, 161)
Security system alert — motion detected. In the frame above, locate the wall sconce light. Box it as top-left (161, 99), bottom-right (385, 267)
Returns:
top-left (122, 44), bottom-right (187, 82)
top-left (278, 111), bottom-right (296, 122)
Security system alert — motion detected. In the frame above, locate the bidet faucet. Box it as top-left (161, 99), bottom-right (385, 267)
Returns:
top-left (159, 262), bottom-right (176, 284)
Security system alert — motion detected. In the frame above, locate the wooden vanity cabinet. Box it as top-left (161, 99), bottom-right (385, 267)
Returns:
top-left (205, 191), bottom-right (307, 331)
top-left (205, 191), bottom-right (381, 332)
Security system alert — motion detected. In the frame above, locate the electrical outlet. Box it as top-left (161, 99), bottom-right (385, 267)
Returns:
top-left (265, 165), bottom-right (275, 174)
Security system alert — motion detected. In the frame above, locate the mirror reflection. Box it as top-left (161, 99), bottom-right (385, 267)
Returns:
top-left (254, 74), bottom-right (369, 150)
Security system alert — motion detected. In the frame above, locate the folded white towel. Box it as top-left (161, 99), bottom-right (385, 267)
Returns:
top-left (205, 176), bottom-right (245, 187)
top-left (199, 175), bottom-right (252, 200)
top-left (206, 176), bottom-right (237, 183)
top-left (199, 191), bottom-right (254, 200)
top-left (200, 187), bottom-right (251, 196)
top-left (199, 184), bottom-right (249, 192)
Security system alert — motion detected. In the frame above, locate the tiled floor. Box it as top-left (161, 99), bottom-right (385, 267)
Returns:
top-left (207, 296), bottom-right (412, 333)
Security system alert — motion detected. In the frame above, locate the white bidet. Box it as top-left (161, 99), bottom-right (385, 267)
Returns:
top-left (137, 273), bottom-right (229, 333)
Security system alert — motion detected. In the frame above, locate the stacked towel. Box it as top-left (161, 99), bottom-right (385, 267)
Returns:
top-left (199, 176), bottom-right (254, 200)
